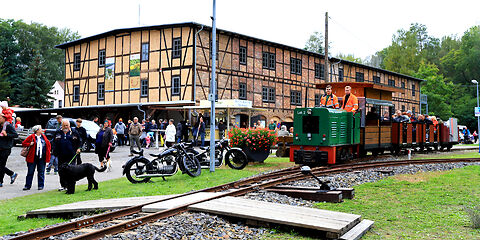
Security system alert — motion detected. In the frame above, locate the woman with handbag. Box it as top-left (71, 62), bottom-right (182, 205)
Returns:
top-left (21, 125), bottom-right (51, 190)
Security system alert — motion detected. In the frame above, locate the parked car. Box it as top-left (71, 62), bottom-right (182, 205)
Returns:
top-left (45, 118), bottom-right (117, 152)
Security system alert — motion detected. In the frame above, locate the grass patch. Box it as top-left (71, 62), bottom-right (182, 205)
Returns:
top-left (415, 150), bottom-right (480, 160)
top-left (0, 157), bottom-right (294, 236)
top-left (265, 165), bottom-right (480, 239)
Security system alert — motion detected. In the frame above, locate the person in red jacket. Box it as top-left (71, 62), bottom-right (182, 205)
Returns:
top-left (21, 125), bottom-right (51, 190)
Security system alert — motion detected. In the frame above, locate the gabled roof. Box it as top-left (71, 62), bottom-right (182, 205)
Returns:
top-left (56, 22), bottom-right (425, 82)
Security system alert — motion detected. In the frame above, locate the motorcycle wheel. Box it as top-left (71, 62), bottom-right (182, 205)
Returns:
top-left (225, 149), bottom-right (248, 170)
top-left (125, 157), bottom-right (151, 183)
top-left (182, 152), bottom-right (202, 177)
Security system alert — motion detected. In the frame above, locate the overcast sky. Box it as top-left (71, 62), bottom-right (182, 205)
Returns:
top-left (2, 0), bottom-right (479, 58)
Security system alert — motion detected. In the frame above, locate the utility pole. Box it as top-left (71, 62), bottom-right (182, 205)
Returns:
top-left (209, 0), bottom-right (217, 172)
top-left (324, 12), bottom-right (329, 82)
top-left (138, 4), bottom-right (141, 26)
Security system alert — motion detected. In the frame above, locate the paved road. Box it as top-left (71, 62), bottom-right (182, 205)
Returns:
top-left (0, 145), bottom-right (167, 200)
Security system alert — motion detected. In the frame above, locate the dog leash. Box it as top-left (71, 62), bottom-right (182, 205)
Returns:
top-left (105, 145), bottom-right (111, 159)
top-left (68, 152), bottom-right (79, 165)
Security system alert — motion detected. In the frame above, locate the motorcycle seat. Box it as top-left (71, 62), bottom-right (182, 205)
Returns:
top-left (149, 153), bottom-right (161, 158)
top-left (131, 149), bottom-right (144, 156)
top-left (199, 146), bottom-right (207, 151)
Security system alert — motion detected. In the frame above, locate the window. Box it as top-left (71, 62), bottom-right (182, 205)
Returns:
top-left (401, 105), bottom-right (405, 112)
top-left (141, 79), bottom-right (148, 97)
top-left (172, 76), bottom-right (180, 96)
top-left (314, 63), bottom-right (325, 79)
top-left (412, 84), bottom-right (416, 96)
top-left (262, 87), bottom-right (275, 103)
top-left (262, 52), bottom-right (275, 70)
top-left (58, 100), bottom-right (63, 108)
top-left (73, 85), bottom-right (80, 102)
top-left (98, 83), bottom-right (105, 100)
top-left (373, 76), bottom-right (380, 84)
top-left (98, 50), bottom-right (106, 67)
top-left (172, 38), bottom-right (182, 58)
top-left (291, 90), bottom-right (302, 106)
top-left (355, 72), bottom-right (364, 82)
top-left (401, 82), bottom-right (406, 89)
top-left (314, 94), bottom-right (320, 107)
top-left (141, 43), bottom-right (149, 61)
top-left (239, 83), bottom-right (247, 99)
top-left (73, 53), bottom-right (80, 71)
top-left (388, 79), bottom-right (395, 87)
top-left (290, 57), bottom-right (302, 75)
top-left (239, 46), bottom-right (247, 65)
top-left (339, 68), bottom-right (344, 82)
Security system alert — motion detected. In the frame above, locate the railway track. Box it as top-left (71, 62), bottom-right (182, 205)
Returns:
top-left (11, 157), bottom-right (480, 240)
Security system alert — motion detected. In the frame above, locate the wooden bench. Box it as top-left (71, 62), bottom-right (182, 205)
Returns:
top-left (276, 136), bottom-right (293, 157)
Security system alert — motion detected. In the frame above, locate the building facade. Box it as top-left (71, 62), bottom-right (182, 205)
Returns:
top-left (48, 81), bottom-right (64, 108)
top-left (57, 22), bottom-right (423, 123)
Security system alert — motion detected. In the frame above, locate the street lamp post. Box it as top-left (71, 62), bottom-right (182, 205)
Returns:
top-left (472, 79), bottom-right (480, 153)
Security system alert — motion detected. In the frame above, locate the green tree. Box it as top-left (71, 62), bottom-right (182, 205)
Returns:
top-left (304, 31), bottom-right (325, 54)
top-left (336, 53), bottom-right (363, 64)
top-left (0, 60), bottom-right (11, 100)
top-left (19, 53), bottom-right (53, 108)
top-left (413, 62), bottom-right (453, 120)
top-left (0, 18), bottom-right (79, 106)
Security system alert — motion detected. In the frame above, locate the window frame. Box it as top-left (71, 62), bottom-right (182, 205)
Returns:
top-left (290, 57), bottom-right (302, 75)
top-left (338, 68), bottom-right (344, 82)
top-left (73, 53), bottom-right (81, 71)
top-left (355, 72), bottom-right (364, 82)
top-left (98, 49), bottom-right (106, 67)
top-left (171, 75), bottom-right (181, 96)
top-left (314, 63), bottom-right (325, 79)
top-left (239, 82), bottom-right (247, 100)
top-left (140, 79), bottom-right (149, 97)
top-left (269, 53), bottom-right (275, 70)
top-left (141, 43), bottom-right (149, 62)
top-left (373, 76), bottom-right (381, 84)
top-left (239, 46), bottom-right (247, 65)
top-left (262, 86), bottom-right (275, 103)
top-left (262, 52), bottom-right (269, 69)
top-left (314, 94), bottom-right (320, 107)
top-left (388, 79), bottom-right (395, 87)
top-left (172, 38), bottom-right (182, 59)
top-left (73, 85), bottom-right (80, 102)
top-left (290, 90), bottom-right (302, 106)
top-left (97, 83), bottom-right (105, 100)
top-left (412, 84), bottom-right (416, 96)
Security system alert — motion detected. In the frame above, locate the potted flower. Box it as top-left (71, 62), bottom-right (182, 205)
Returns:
top-left (228, 128), bottom-right (277, 163)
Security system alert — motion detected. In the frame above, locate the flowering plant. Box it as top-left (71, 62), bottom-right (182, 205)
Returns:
top-left (228, 128), bottom-right (277, 152)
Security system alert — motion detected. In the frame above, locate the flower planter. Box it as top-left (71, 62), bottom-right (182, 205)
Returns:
top-left (243, 147), bottom-right (270, 163)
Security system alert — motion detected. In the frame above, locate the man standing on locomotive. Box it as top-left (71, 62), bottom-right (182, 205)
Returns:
top-left (341, 85), bottom-right (359, 113)
top-left (320, 85), bottom-right (339, 109)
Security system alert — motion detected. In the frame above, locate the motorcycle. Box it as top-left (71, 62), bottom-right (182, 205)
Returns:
top-left (189, 139), bottom-right (248, 170)
top-left (122, 142), bottom-right (202, 183)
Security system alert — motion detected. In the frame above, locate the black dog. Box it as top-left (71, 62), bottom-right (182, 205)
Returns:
top-left (59, 162), bottom-right (107, 194)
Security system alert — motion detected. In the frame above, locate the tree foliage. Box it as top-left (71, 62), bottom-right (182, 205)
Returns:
top-left (0, 60), bottom-right (11, 100)
top-left (304, 31), bottom-right (325, 54)
top-left (0, 19), bottom-right (79, 107)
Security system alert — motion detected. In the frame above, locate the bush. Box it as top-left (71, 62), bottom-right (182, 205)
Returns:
top-left (465, 205), bottom-right (480, 228)
top-left (228, 128), bottom-right (277, 151)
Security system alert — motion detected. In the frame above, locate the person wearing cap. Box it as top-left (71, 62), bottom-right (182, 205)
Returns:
top-left (21, 125), bottom-right (51, 190)
top-left (0, 112), bottom-right (18, 187)
top-left (75, 118), bottom-right (87, 165)
top-left (320, 85), bottom-right (339, 109)
top-left (341, 86), bottom-right (359, 113)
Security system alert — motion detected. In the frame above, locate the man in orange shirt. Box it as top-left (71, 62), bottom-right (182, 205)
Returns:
top-left (341, 85), bottom-right (359, 113)
top-left (320, 85), bottom-right (339, 109)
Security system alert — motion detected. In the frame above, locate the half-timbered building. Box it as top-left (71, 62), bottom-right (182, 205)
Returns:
top-left (56, 22), bottom-right (424, 125)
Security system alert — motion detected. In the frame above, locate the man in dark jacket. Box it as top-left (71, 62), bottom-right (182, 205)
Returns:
top-left (53, 119), bottom-right (81, 190)
top-left (0, 113), bottom-right (18, 187)
top-left (75, 118), bottom-right (87, 165)
top-left (176, 121), bottom-right (183, 143)
top-left (218, 120), bottom-right (226, 139)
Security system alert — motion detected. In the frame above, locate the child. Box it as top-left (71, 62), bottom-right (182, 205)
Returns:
top-left (145, 134), bottom-right (151, 149)
top-left (0, 101), bottom-right (13, 136)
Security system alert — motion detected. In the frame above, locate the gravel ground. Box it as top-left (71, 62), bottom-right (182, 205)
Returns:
top-left (4, 161), bottom-right (480, 240)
